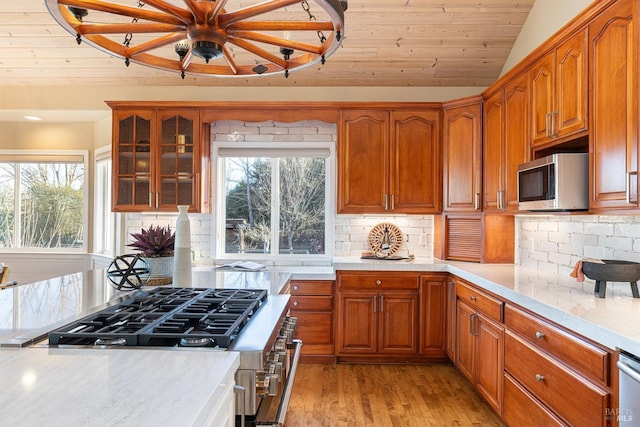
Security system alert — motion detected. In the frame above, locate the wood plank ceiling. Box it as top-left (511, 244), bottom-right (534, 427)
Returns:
top-left (0, 1), bottom-right (534, 87)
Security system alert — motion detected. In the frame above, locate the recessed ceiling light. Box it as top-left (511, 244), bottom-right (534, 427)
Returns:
top-left (23, 115), bottom-right (44, 121)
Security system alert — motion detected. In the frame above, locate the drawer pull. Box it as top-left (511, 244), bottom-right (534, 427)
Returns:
top-left (292, 301), bottom-right (299, 307)
top-left (375, 280), bottom-right (382, 285)
top-left (293, 285), bottom-right (299, 291)
top-left (535, 374), bottom-right (545, 382)
top-left (470, 295), bottom-right (477, 301)
top-left (535, 331), bottom-right (545, 339)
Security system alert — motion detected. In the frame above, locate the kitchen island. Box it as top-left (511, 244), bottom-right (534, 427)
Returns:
top-left (0, 347), bottom-right (239, 427)
top-left (0, 268), bottom-right (292, 427)
top-left (0, 268), bottom-right (291, 347)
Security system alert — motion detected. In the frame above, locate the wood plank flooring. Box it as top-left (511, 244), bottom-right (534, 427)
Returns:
top-left (286, 363), bottom-right (505, 427)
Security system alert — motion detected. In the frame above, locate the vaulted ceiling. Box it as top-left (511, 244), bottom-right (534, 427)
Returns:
top-left (1, 0), bottom-right (534, 87)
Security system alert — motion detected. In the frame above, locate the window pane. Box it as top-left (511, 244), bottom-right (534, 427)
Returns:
top-left (224, 158), bottom-right (272, 254)
top-left (95, 158), bottom-right (114, 255)
top-left (279, 158), bottom-right (326, 255)
top-left (0, 164), bottom-right (16, 247)
top-left (19, 163), bottom-right (84, 249)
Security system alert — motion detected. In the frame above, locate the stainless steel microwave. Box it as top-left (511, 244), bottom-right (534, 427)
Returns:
top-left (517, 153), bottom-right (589, 211)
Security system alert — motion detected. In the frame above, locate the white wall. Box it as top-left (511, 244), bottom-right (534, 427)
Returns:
top-left (501, 0), bottom-right (594, 75)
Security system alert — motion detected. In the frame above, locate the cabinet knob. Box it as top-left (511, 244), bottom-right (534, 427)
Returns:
top-left (293, 285), bottom-right (299, 291)
top-left (375, 280), bottom-right (382, 285)
top-left (535, 331), bottom-right (545, 339)
top-left (535, 374), bottom-right (545, 382)
top-left (292, 301), bottom-right (299, 307)
top-left (470, 295), bottom-right (477, 301)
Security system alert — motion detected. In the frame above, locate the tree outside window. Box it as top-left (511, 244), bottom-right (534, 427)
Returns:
top-left (223, 155), bottom-right (327, 257)
top-left (0, 158), bottom-right (85, 250)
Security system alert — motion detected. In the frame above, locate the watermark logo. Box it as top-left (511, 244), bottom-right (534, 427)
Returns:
top-left (606, 408), bottom-right (634, 422)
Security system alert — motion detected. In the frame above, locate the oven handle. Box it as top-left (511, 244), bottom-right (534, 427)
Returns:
top-left (274, 339), bottom-right (303, 426)
top-left (234, 385), bottom-right (246, 427)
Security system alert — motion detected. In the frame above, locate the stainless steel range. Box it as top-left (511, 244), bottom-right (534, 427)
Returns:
top-left (45, 286), bottom-right (301, 427)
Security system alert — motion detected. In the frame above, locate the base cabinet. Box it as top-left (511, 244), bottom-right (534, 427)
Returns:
top-left (503, 372), bottom-right (566, 427)
top-left (336, 271), bottom-right (420, 360)
top-left (504, 331), bottom-right (609, 426)
top-left (455, 280), bottom-right (504, 415)
top-left (419, 274), bottom-right (448, 360)
top-left (503, 304), bottom-right (612, 427)
top-left (289, 280), bottom-right (335, 362)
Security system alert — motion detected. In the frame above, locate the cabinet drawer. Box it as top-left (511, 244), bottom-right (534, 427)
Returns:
top-left (338, 272), bottom-right (419, 290)
top-left (505, 331), bottom-right (609, 427)
top-left (505, 304), bottom-right (609, 385)
top-left (291, 311), bottom-right (334, 347)
top-left (455, 280), bottom-right (503, 322)
top-left (290, 295), bottom-right (332, 311)
top-left (290, 280), bottom-right (333, 295)
top-left (503, 373), bottom-right (566, 427)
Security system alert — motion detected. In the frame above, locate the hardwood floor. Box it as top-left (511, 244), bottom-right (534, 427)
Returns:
top-left (286, 363), bottom-right (505, 427)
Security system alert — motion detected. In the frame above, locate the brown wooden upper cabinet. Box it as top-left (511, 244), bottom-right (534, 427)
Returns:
top-left (442, 97), bottom-right (483, 212)
top-left (483, 72), bottom-right (530, 213)
top-left (338, 109), bottom-right (441, 214)
top-left (111, 107), bottom-right (209, 213)
top-left (589, 0), bottom-right (639, 211)
top-left (530, 28), bottom-right (588, 148)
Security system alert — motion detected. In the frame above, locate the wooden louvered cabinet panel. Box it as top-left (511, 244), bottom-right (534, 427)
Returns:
top-left (435, 213), bottom-right (514, 263)
top-left (444, 215), bottom-right (482, 262)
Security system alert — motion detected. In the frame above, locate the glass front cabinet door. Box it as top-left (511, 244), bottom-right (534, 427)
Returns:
top-left (112, 108), bottom-right (208, 212)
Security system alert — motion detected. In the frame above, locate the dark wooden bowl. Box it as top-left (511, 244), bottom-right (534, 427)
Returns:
top-left (582, 260), bottom-right (640, 298)
top-left (582, 260), bottom-right (640, 282)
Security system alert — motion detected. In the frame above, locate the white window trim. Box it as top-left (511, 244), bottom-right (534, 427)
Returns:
top-left (212, 141), bottom-right (336, 266)
top-left (93, 145), bottom-right (118, 257)
top-left (0, 149), bottom-right (89, 253)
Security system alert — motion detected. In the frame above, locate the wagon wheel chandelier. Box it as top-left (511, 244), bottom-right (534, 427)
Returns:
top-left (45, 0), bottom-right (346, 79)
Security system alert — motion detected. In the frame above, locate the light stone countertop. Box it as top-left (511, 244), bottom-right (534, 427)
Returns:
top-left (0, 269), bottom-right (291, 348)
top-left (331, 256), bottom-right (640, 357)
top-left (0, 346), bottom-right (239, 427)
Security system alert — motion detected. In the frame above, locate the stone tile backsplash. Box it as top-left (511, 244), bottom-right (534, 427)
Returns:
top-left (516, 215), bottom-right (640, 277)
top-left (334, 215), bottom-right (434, 258)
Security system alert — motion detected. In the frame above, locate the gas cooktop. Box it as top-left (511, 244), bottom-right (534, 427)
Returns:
top-left (48, 287), bottom-right (268, 348)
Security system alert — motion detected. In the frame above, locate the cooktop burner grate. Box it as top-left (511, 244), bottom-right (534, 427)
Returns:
top-left (48, 287), bottom-right (268, 348)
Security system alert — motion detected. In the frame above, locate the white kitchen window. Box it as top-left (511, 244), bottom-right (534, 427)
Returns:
top-left (215, 143), bottom-right (334, 264)
top-left (0, 150), bottom-right (88, 252)
top-left (94, 147), bottom-right (115, 256)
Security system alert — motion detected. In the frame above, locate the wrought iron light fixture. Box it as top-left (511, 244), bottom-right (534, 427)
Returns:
top-left (46, 0), bottom-right (346, 79)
